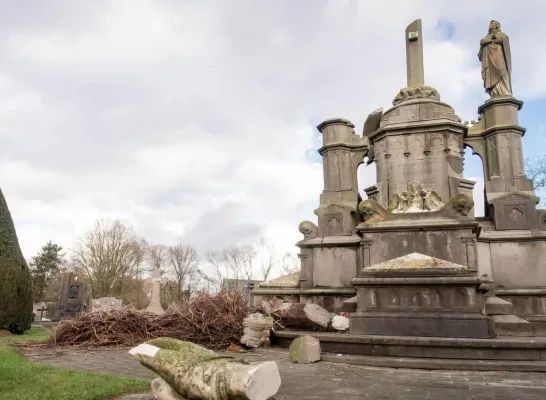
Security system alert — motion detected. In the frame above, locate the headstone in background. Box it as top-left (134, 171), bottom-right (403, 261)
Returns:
top-left (32, 301), bottom-right (58, 321)
top-left (57, 272), bottom-right (86, 318)
top-left (90, 297), bottom-right (123, 312)
top-left (145, 268), bottom-right (165, 314)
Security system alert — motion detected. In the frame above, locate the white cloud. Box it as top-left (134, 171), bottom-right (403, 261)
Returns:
top-left (1, 1), bottom-right (545, 279)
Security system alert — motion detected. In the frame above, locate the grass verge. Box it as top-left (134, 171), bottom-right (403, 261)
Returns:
top-left (0, 327), bottom-right (149, 400)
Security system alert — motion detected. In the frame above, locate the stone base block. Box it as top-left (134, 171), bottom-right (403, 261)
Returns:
top-left (526, 316), bottom-right (546, 336)
top-left (350, 311), bottom-right (492, 338)
top-left (491, 315), bottom-right (533, 337)
top-left (485, 296), bottom-right (514, 315)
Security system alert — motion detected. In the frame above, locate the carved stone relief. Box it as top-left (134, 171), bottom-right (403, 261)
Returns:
top-left (325, 213), bottom-right (344, 235)
top-left (389, 181), bottom-right (444, 213)
top-left (368, 290), bottom-right (379, 308)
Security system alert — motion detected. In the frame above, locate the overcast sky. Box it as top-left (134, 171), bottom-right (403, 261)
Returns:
top-left (1, 1), bottom-right (545, 278)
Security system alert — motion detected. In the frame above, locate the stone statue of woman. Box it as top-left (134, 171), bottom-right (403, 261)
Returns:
top-left (478, 20), bottom-right (512, 98)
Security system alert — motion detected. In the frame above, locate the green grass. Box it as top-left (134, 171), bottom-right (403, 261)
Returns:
top-left (0, 327), bottom-right (149, 400)
top-left (0, 326), bottom-right (52, 345)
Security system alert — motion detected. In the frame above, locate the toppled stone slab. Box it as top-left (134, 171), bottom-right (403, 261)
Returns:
top-left (331, 315), bottom-right (349, 331)
top-left (364, 252), bottom-right (467, 275)
top-left (273, 303), bottom-right (331, 331)
top-left (259, 272), bottom-right (300, 288)
top-left (289, 335), bottom-right (321, 364)
top-left (240, 312), bottom-right (274, 348)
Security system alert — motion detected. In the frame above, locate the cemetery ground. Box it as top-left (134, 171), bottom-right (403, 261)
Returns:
top-left (4, 326), bottom-right (546, 399)
top-left (0, 326), bottom-right (148, 400)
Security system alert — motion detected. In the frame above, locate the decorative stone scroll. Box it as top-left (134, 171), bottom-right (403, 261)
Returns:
top-left (389, 181), bottom-right (444, 213)
top-left (441, 194), bottom-right (475, 218)
top-left (358, 200), bottom-right (390, 223)
top-left (298, 221), bottom-right (318, 240)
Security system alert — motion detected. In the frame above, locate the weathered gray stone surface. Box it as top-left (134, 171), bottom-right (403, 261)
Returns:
top-left (288, 335), bottom-right (321, 363)
top-left (491, 314), bottom-right (533, 337)
top-left (485, 296), bottom-right (514, 315)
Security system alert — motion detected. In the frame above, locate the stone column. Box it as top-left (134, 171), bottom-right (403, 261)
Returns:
top-left (315, 118), bottom-right (368, 236)
top-left (477, 97), bottom-right (533, 196)
top-left (466, 97), bottom-right (539, 230)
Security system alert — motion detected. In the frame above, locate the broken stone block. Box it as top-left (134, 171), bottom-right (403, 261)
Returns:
top-left (273, 303), bottom-right (331, 330)
top-left (331, 315), bottom-right (349, 331)
top-left (240, 312), bottom-right (274, 348)
top-left (289, 335), bottom-right (321, 364)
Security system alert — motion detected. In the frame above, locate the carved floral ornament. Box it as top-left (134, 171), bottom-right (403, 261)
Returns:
top-left (389, 181), bottom-right (444, 213)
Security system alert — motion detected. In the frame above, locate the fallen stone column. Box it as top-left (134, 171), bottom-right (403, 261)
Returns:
top-left (129, 337), bottom-right (281, 400)
top-left (272, 303), bottom-right (331, 330)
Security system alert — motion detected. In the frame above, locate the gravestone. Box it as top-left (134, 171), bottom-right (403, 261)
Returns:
top-left (57, 272), bottom-right (86, 317)
top-left (32, 301), bottom-right (59, 321)
top-left (90, 297), bottom-right (123, 312)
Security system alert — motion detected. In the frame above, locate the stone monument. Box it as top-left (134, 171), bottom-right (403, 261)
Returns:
top-left (254, 19), bottom-right (546, 371)
top-left (57, 272), bottom-right (86, 318)
top-left (145, 268), bottom-right (165, 314)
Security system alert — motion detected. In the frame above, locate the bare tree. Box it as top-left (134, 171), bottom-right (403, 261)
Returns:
top-left (71, 219), bottom-right (138, 298)
top-left (280, 251), bottom-right (300, 275)
top-left (125, 238), bottom-right (149, 308)
top-left (224, 244), bottom-right (256, 281)
top-left (163, 243), bottom-right (200, 303)
top-left (205, 250), bottom-right (229, 291)
top-left (148, 244), bottom-right (169, 272)
top-left (258, 238), bottom-right (277, 281)
top-left (526, 156), bottom-right (546, 191)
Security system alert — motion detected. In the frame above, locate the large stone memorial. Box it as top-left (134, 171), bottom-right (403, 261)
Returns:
top-left (255, 19), bottom-right (546, 371)
top-left (57, 272), bottom-right (86, 318)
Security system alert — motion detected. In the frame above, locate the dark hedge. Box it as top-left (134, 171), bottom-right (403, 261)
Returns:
top-left (0, 188), bottom-right (33, 333)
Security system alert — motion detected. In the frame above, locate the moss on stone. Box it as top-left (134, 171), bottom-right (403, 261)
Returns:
top-left (0, 188), bottom-right (33, 333)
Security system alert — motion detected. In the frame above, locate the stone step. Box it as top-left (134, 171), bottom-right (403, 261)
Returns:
top-left (485, 296), bottom-right (514, 315)
top-left (320, 353), bottom-right (546, 372)
top-left (492, 314), bottom-right (533, 336)
top-left (340, 296), bottom-right (357, 313)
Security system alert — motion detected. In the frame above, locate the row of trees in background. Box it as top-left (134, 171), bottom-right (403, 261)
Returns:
top-left (28, 219), bottom-right (300, 307)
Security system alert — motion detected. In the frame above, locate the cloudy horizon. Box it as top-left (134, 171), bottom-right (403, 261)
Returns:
top-left (2, 0), bottom-right (545, 279)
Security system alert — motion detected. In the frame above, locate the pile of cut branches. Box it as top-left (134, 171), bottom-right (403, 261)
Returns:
top-left (50, 291), bottom-right (248, 350)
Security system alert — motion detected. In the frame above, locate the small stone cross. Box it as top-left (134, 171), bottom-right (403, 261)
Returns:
top-left (38, 304), bottom-right (48, 319)
top-left (405, 19), bottom-right (425, 87)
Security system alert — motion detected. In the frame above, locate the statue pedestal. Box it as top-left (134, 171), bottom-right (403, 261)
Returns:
top-left (350, 254), bottom-right (493, 338)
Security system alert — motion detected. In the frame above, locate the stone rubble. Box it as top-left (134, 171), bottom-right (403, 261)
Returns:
top-left (331, 315), bottom-right (350, 331)
top-left (240, 312), bottom-right (274, 348)
top-left (288, 335), bottom-right (321, 364)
